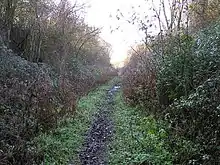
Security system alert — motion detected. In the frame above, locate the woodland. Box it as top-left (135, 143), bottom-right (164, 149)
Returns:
top-left (121, 0), bottom-right (220, 164)
top-left (0, 0), bottom-right (116, 164)
top-left (1, 0), bottom-right (220, 164)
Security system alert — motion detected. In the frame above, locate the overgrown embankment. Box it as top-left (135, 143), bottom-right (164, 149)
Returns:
top-left (121, 20), bottom-right (220, 164)
top-left (0, 44), bottom-right (116, 165)
top-left (0, 1), bottom-right (116, 163)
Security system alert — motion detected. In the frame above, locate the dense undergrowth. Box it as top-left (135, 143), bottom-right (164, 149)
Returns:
top-left (121, 19), bottom-right (220, 164)
top-left (35, 79), bottom-right (117, 165)
top-left (2, 0), bottom-right (220, 164)
top-left (0, 45), bottom-right (116, 165)
top-left (0, 0), bottom-right (116, 163)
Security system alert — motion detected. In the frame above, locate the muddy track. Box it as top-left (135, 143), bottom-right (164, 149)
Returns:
top-left (78, 85), bottom-right (120, 165)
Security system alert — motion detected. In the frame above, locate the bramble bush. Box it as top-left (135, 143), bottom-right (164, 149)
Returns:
top-left (158, 23), bottom-right (220, 164)
top-left (0, 52), bottom-right (58, 164)
top-left (157, 23), bottom-right (220, 108)
top-left (0, 41), bottom-right (116, 164)
top-left (166, 77), bottom-right (220, 164)
top-left (156, 34), bottom-right (195, 107)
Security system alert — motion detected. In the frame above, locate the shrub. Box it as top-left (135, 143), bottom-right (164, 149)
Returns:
top-left (122, 50), bottom-right (157, 112)
top-left (157, 22), bottom-right (220, 108)
top-left (156, 22), bottom-right (220, 163)
top-left (121, 20), bottom-right (220, 164)
top-left (156, 34), bottom-right (195, 107)
top-left (165, 77), bottom-right (220, 164)
top-left (0, 46), bottom-right (115, 164)
top-left (0, 53), bottom-right (61, 164)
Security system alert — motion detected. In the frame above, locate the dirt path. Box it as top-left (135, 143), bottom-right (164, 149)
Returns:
top-left (78, 85), bottom-right (120, 165)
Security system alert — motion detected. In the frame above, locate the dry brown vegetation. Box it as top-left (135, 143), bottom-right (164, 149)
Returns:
top-left (0, 0), bottom-right (117, 164)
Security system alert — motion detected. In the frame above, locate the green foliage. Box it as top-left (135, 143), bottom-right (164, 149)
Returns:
top-left (157, 34), bottom-right (195, 106)
top-left (157, 22), bottom-right (220, 106)
top-left (36, 79), bottom-right (117, 164)
top-left (0, 53), bottom-right (59, 164)
top-left (155, 22), bottom-right (220, 163)
top-left (166, 77), bottom-right (220, 164)
top-left (109, 92), bottom-right (172, 165)
top-left (121, 15), bottom-right (220, 165)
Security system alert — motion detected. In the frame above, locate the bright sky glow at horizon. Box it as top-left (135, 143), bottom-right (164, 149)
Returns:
top-left (83, 0), bottom-right (149, 65)
top-left (83, 0), bottom-right (171, 65)
top-left (55, 0), bottom-right (169, 65)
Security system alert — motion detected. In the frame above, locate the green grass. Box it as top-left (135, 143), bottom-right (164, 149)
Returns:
top-left (35, 77), bottom-right (173, 165)
top-left (109, 91), bottom-right (173, 165)
top-left (35, 79), bottom-right (118, 165)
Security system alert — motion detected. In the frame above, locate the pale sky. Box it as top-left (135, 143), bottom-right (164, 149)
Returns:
top-left (55, 0), bottom-right (169, 65)
top-left (83, 0), bottom-right (147, 64)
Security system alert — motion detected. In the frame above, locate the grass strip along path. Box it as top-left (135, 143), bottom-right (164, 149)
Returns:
top-left (36, 79), bottom-right (119, 164)
top-left (36, 79), bottom-right (172, 165)
top-left (109, 91), bottom-right (173, 165)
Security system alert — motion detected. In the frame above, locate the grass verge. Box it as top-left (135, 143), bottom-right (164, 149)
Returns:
top-left (109, 91), bottom-right (173, 165)
top-left (35, 78), bottom-right (118, 165)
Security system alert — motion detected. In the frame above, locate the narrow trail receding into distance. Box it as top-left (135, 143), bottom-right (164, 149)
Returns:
top-left (78, 85), bottom-right (120, 165)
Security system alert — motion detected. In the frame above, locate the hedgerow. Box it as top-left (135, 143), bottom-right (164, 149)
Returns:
top-left (121, 20), bottom-right (220, 164)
